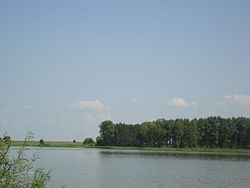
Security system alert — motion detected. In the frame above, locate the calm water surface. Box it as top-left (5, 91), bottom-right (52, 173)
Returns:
top-left (11, 148), bottom-right (250, 188)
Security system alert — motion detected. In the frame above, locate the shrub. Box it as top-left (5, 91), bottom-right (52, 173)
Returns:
top-left (83, 138), bottom-right (95, 145)
top-left (0, 134), bottom-right (50, 188)
top-left (39, 139), bottom-right (45, 146)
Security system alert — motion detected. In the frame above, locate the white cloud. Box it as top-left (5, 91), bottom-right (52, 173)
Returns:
top-left (70, 99), bottom-right (105, 111)
top-left (168, 98), bottom-right (187, 107)
top-left (168, 97), bottom-right (196, 108)
top-left (190, 102), bottom-right (197, 108)
top-left (70, 99), bottom-right (112, 129)
top-left (224, 95), bottom-right (250, 106)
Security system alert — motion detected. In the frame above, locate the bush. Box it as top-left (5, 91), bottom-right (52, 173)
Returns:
top-left (0, 134), bottom-right (50, 188)
top-left (83, 138), bottom-right (95, 145)
top-left (39, 139), bottom-right (45, 146)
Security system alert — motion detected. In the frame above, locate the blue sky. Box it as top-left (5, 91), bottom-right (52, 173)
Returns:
top-left (0, 0), bottom-right (250, 140)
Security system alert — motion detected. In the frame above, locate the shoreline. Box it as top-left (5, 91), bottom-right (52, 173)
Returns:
top-left (11, 140), bottom-right (250, 153)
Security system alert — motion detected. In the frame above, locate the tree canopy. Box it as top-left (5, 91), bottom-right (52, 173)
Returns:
top-left (83, 138), bottom-right (95, 145)
top-left (96, 117), bottom-right (250, 149)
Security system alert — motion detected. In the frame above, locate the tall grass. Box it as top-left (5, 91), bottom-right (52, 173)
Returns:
top-left (0, 134), bottom-right (50, 188)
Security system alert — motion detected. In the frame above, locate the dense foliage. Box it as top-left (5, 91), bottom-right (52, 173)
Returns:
top-left (96, 117), bottom-right (250, 149)
top-left (39, 139), bottom-right (45, 146)
top-left (83, 138), bottom-right (95, 145)
top-left (0, 135), bottom-right (50, 188)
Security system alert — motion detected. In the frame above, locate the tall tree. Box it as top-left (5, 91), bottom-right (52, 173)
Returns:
top-left (96, 117), bottom-right (250, 149)
top-left (99, 120), bottom-right (116, 145)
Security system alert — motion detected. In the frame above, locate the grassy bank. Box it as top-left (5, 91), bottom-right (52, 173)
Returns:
top-left (95, 146), bottom-right (250, 153)
top-left (11, 140), bottom-right (94, 148)
top-left (11, 141), bottom-right (250, 153)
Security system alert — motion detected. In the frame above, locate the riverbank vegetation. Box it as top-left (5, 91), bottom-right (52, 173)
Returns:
top-left (11, 140), bottom-right (93, 148)
top-left (9, 117), bottom-right (250, 153)
top-left (0, 135), bottom-right (50, 188)
top-left (10, 141), bottom-right (250, 153)
top-left (96, 117), bottom-right (250, 149)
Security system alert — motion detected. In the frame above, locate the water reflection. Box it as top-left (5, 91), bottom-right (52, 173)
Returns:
top-left (98, 149), bottom-right (250, 161)
top-left (10, 147), bottom-right (250, 188)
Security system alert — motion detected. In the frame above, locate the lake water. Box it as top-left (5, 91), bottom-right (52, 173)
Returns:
top-left (11, 148), bottom-right (250, 188)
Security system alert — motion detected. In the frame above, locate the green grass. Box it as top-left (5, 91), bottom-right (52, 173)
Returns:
top-left (11, 141), bottom-right (94, 148)
top-left (94, 146), bottom-right (250, 153)
top-left (11, 141), bottom-right (250, 153)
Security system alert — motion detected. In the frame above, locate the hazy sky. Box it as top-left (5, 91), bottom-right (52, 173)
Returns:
top-left (1, 0), bottom-right (250, 140)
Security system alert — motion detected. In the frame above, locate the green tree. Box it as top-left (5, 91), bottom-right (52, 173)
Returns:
top-left (99, 120), bottom-right (116, 145)
top-left (83, 138), bottom-right (95, 145)
top-left (96, 136), bottom-right (104, 146)
top-left (136, 122), bottom-right (148, 147)
top-left (172, 119), bottom-right (184, 148)
top-left (96, 117), bottom-right (250, 149)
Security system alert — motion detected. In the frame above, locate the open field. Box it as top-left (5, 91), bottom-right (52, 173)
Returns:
top-left (11, 141), bottom-right (250, 153)
top-left (11, 140), bottom-right (94, 148)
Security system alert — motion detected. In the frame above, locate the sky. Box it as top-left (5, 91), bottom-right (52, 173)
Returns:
top-left (0, 0), bottom-right (250, 141)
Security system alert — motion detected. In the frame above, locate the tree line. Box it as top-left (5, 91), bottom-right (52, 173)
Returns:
top-left (96, 117), bottom-right (250, 148)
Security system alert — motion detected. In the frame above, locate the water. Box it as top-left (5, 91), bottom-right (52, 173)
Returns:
top-left (10, 148), bottom-right (250, 188)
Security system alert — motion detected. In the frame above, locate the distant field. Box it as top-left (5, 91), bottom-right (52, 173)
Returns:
top-left (11, 140), bottom-right (94, 148)
top-left (11, 141), bottom-right (250, 153)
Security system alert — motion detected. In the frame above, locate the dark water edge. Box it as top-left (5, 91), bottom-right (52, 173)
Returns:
top-left (98, 149), bottom-right (250, 161)
top-left (10, 146), bottom-right (250, 161)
